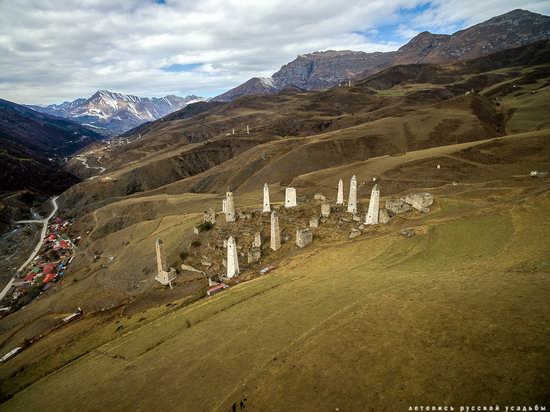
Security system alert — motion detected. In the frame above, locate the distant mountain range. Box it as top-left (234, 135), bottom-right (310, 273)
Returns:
top-left (0, 98), bottom-right (105, 194)
top-left (214, 9), bottom-right (550, 101)
top-left (28, 90), bottom-right (204, 134)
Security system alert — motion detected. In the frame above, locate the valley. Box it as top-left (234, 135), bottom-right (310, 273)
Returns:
top-left (0, 9), bottom-right (549, 410)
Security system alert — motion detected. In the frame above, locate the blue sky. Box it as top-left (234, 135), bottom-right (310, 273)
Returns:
top-left (0, 0), bottom-right (549, 104)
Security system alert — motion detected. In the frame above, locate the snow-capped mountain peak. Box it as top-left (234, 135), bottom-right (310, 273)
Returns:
top-left (27, 91), bottom-right (205, 134)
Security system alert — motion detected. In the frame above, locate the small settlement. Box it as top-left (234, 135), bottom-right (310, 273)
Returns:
top-left (0, 217), bottom-right (79, 313)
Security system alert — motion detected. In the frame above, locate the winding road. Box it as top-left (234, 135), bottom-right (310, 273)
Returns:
top-left (75, 155), bottom-right (106, 174)
top-left (0, 196), bottom-right (59, 302)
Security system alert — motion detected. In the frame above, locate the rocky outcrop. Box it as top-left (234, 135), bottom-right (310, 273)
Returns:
top-left (271, 50), bottom-right (394, 91)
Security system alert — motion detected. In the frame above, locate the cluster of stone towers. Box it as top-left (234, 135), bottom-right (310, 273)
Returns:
top-left (339, 175), bottom-right (381, 225)
top-left (155, 177), bottom-right (382, 286)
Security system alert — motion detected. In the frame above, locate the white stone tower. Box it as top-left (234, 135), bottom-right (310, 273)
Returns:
top-left (225, 191), bottom-right (235, 222)
top-left (154, 238), bottom-right (176, 287)
top-left (347, 175), bottom-right (357, 213)
top-left (226, 236), bottom-right (240, 279)
top-left (365, 184), bottom-right (380, 225)
top-left (263, 183), bottom-right (271, 213)
top-left (270, 211), bottom-right (281, 251)
top-left (285, 187), bottom-right (297, 208)
top-left (155, 238), bottom-right (167, 274)
top-left (336, 179), bottom-right (344, 205)
top-left (246, 125), bottom-right (250, 134)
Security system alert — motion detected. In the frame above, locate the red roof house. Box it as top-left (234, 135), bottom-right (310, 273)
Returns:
top-left (24, 273), bottom-right (37, 282)
top-left (43, 273), bottom-right (56, 283)
top-left (42, 263), bottom-right (56, 275)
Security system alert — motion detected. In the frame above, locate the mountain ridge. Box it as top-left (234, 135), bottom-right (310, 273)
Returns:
top-left (28, 90), bottom-right (204, 135)
top-left (214, 9), bottom-right (550, 101)
top-left (0, 98), bottom-right (105, 194)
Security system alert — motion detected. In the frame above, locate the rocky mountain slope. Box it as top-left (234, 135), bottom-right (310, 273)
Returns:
top-left (214, 9), bottom-right (550, 101)
top-left (29, 90), bottom-right (204, 134)
top-left (55, 40), bottom-right (550, 216)
top-left (0, 98), bottom-right (105, 194)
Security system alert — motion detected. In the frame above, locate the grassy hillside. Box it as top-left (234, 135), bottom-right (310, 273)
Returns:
top-left (1, 169), bottom-right (548, 409)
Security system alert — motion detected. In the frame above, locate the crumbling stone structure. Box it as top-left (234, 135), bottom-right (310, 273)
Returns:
top-left (310, 217), bottom-right (320, 228)
top-left (247, 248), bottom-right (261, 263)
top-left (379, 208), bottom-right (391, 224)
top-left (203, 208), bottom-right (216, 224)
top-left (385, 199), bottom-right (411, 214)
top-left (296, 228), bottom-right (313, 248)
top-left (314, 193), bottom-right (326, 202)
top-left (321, 203), bottom-right (331, 217)
top-left (285, 187), bottom-right (297, 208)
top-left (403, 193), bottom-right (433, 213)
top-left (253, 232), bottom-right (262, 248)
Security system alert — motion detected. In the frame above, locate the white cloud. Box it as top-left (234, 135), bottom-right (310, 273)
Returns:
top-left (413, 0), bottom-right (550, 29)
top-left (0, 0), bottom-right (548, 104)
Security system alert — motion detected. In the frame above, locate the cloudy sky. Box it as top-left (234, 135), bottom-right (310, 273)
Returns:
top-left (1, 0), bottom-right (549, 104)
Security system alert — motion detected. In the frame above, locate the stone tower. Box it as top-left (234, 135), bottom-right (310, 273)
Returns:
top-left (285, 187), bottom-right (297, 208)
top-left (365, 184), bottom-right (380, 225)
top-left (155, 238), bottom-right (167, 274)
top-left (225, 191), bottom-right (236, 222)
top-left (226, 236), bottom-right (240, 279)
top-left (270, 211), bottom-right (281, 251)
top-left (336, 179), bottom-right (344, 205)
top-left (347, 175), bottom-right (357, 213)
top-left (263, 183), bottom-right (271, 213)
top-left (222, 199), bottom-right (227, 213)
top-left (154, 238), bottom-right (176, 287)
